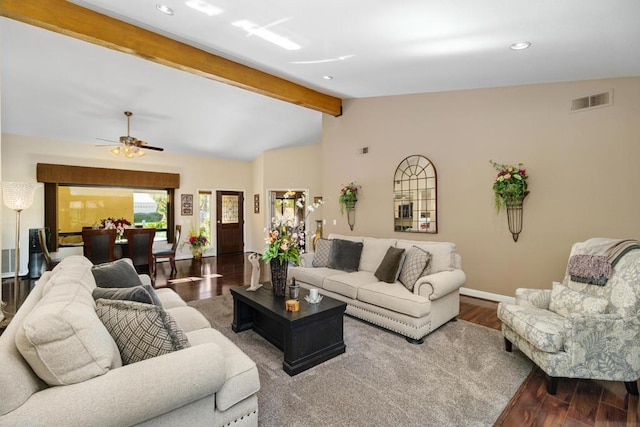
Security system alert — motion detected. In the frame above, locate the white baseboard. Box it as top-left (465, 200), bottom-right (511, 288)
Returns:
top-left (460, 287), bottom-right (515, 304)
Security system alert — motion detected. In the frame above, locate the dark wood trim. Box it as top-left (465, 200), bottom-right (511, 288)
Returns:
top-left (36, 163), bottom-right (180, 188)
top-left (0, 0), bottom-right (342, 116)
top-left (43, 183), bottom-right (58, 251)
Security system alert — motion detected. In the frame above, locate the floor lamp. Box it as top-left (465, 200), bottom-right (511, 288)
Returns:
top-left (2, 182), bottom-right (41, 316)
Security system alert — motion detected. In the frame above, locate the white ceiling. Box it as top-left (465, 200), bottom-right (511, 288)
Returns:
top-left (2, 0), bottom-right (640, 160)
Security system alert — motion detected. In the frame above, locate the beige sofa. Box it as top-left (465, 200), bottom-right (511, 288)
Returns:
top-left (290, 234), bottom-right (466, 343)
top-left (0, 256), bottom-right (259, 426)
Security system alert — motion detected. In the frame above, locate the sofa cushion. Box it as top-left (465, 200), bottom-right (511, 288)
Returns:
top-left (399, 247), bottom-right (432, 291)
top-left (92, 259), bottom-right (143, 288)
top-left (155, 288), bottom-right (189, 309)
top-left (549, 283), bottom-right (609, 317)
top-left (396, 241), bottom-right (456, 274)
top-left (323, 271), bottom-right (378, 299)
top-left (166, 306), bottom-right (212, 333)
top-left (312, 238), bottom-right (333, 268)
top-left (186, 328), bottom-right (260, 411)
top-left (96, 299), bottom-right (190, 365)
top-left (92, 285), bottom-right (157, 305)
top-left (497, 303), bottom-right (566, 353)
top-left (15, 258), bottom-right (122, 386)
top-left (374, 246), bottom-right (406, 283)
top-left (328, 239), bottom-right (364, 272)
top-left (358, 282), bottom-right (431, 318)
top-left (289, 266), bottom-right (339, 288)
top-left (359, 238), bottom-right (397, 273)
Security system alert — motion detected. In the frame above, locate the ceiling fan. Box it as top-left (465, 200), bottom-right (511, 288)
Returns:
top-left (98, 111), bottom-right (164, 158)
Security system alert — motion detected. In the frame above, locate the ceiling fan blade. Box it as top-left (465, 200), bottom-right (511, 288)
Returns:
top-left (96, 137), bottom-right (118, 143)
top-left (139, 145), bottom-right (164, 152)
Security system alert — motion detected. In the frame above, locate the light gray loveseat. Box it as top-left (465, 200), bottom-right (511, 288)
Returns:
top-left (0, 256), bottom-right (259, 426)
top-left (290, 234), bottom-right (466, 343)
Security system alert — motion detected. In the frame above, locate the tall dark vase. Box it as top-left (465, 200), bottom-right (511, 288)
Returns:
top-left (269, 259), bottom-right (288, 297)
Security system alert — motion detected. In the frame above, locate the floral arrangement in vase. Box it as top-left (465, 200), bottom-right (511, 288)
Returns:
top-left (490, 160), bottom-right (529, 211)
top-left (262, 191), bottom-right (324, 265)
top-left (182, 228), bottom-right (209, 259)
top-left (101, 217), bottom-right (131, 239)
top-left (262, 191), bottom-right (323, 296)
top-left (339, 181), bottom-right (360, 214)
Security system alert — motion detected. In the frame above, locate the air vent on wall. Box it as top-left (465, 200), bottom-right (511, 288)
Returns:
top-left (570, 89), bottom-right (613, 112)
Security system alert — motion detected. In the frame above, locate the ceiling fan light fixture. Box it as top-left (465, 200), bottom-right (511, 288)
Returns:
top-left (111, 146), bottom-right (121, 156)
top-left (136, 148), bottom-right (146, 157)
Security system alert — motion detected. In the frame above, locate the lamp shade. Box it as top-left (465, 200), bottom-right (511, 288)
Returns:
top-left (2, 182), bottom-right (41, 211)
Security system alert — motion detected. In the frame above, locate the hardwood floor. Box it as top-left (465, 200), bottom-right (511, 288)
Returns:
top-left (3, 254), bottom-right (639, 425)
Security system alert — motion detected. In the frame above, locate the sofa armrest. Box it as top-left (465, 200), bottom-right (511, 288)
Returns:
top-left (515, 288), bottom-right (551, 309)
top-left (413, 269), bottom-right (466, 300)
top-left (563, 313), bottom-right (640, 379)
top-left (138, 274), bottom-right (152, 287)
top-left (4, 343), bottom-right (225, 426)
top-left (299, 252), bottom-right (314, 268)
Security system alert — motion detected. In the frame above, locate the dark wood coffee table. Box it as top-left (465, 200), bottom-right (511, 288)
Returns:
top-left (231, 284), bottom-right (346, 376)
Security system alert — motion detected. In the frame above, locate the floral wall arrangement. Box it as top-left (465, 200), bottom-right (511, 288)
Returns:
top-left (489, 161), bottom-right (529, 212)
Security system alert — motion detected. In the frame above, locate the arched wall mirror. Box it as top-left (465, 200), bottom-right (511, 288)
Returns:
top-left (393, 155), bottom-right (437, 233)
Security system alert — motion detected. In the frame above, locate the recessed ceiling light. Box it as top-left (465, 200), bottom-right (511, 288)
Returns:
top-left (156, 4), bottom-right (174, 15)
top-left (322, 75), bottom-right (333, 80)
top-left (509, 41), bottom-right (531, 51)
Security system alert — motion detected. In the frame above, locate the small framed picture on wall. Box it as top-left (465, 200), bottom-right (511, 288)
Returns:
top-left (254, 194), bottom-right (260, 214)
top-left (181, 194), bottom-right (193, 216)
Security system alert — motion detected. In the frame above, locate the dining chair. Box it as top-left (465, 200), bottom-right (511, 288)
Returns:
top-left (152, 225), bottom-right (181, 277)
top-left (82, 228), bottom-right (117, 265)
top-left (38, 228), bottom-right (63, 271)
top-left (124, 227), bottom-right (156, 276)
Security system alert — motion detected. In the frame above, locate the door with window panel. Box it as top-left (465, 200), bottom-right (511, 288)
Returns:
top-left (216, 191), bottom-right (244, 254)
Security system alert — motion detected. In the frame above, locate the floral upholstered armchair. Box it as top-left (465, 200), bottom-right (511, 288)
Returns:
top-left (497, 238), bottom-right (640, 395)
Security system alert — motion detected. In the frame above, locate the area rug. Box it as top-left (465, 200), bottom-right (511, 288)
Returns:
top-left (189, 295), bottom-right (532, 427)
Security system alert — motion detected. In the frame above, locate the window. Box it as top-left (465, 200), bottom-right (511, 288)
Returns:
top-left (57, 186), bottom-right (169, 246)
top-left (199, 191), bottom-right (212, 239)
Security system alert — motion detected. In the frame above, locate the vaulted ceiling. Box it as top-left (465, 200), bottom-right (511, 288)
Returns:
top-left (1, 0), bottom-right (639, 160)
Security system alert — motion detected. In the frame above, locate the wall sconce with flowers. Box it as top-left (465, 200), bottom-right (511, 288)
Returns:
top-left (490, 161), bottom-right (529, 242)
top-left (339, 182), bottom-right (360, 231)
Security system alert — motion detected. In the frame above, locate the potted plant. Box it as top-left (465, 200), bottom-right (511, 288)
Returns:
top-left (182, 228), bottom-right (209, 260)
top-left (489, 161), bottom-right (529, 212)
top-left (262, 191), bottom-right (323, 296)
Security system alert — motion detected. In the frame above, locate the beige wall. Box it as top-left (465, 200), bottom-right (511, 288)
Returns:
top-left (1, 134), bottom-right (253, 267)
top-left (250, 144), bottom-right (324, 253)
top-left (322, 77), bottom-right (640, 298)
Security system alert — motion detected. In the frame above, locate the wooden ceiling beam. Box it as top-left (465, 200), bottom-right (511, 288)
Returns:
top-left (0, 0), bottom-right (342, 116)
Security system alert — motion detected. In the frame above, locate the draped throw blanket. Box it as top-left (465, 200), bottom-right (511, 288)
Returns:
top-left (569, 239), bottom-right (640, 286)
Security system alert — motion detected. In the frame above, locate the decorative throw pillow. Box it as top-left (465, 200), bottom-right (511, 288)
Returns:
top-left (374, 247), bottom-right (406, 283)
top-left (328, 239), bottom-right (364, 272)
top-left (92, 259), bottom-right (143, 288)
top-left (313, 238), bottom-right (334, 268)
top-left (95, 299), bottom-right (190, 365)
top-left (549, 283), bottom-right (609, 317)
top-left (92, 285), bottom-right (158, 305)
top-left (399, 246), bottom-right (432, 291)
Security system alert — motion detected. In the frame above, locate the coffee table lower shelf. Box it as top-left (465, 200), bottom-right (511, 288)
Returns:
top-left (231, 285), bottom-right (346, 376)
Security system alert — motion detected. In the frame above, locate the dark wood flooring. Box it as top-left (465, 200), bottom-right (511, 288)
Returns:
top-left (3, 253), bottom-right (639, 425)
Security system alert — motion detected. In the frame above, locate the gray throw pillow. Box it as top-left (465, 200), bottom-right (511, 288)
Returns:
top-left (328, 239), bottom-right (364, 272)
top-left (92, 259), bottom-right (143, 288)
top-left (399, 247), bottom-right (432, 291)
top-left (313, 238), bottom-right (334, 267)
top-left (92, 285), bottom-right (160, 306)
top-left (95, 299), bottom-right (190, 365)
top-left (374, 247), bottom-right (406, 283)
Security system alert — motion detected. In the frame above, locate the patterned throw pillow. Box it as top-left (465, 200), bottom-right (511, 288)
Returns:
top-left (96, 299), bottom-right (190, 365)
top-left (399, 246), bottom-right (432, 291)
top-left (548, 283), bottom-right (609, 317)
top-left (313, 238), bottom-right (333, 267)
top-left (374, 247), bottom-right (406, 283)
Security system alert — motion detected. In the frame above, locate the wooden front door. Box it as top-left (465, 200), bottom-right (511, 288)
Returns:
top-left (216, 191), bottom-right (244, 254)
